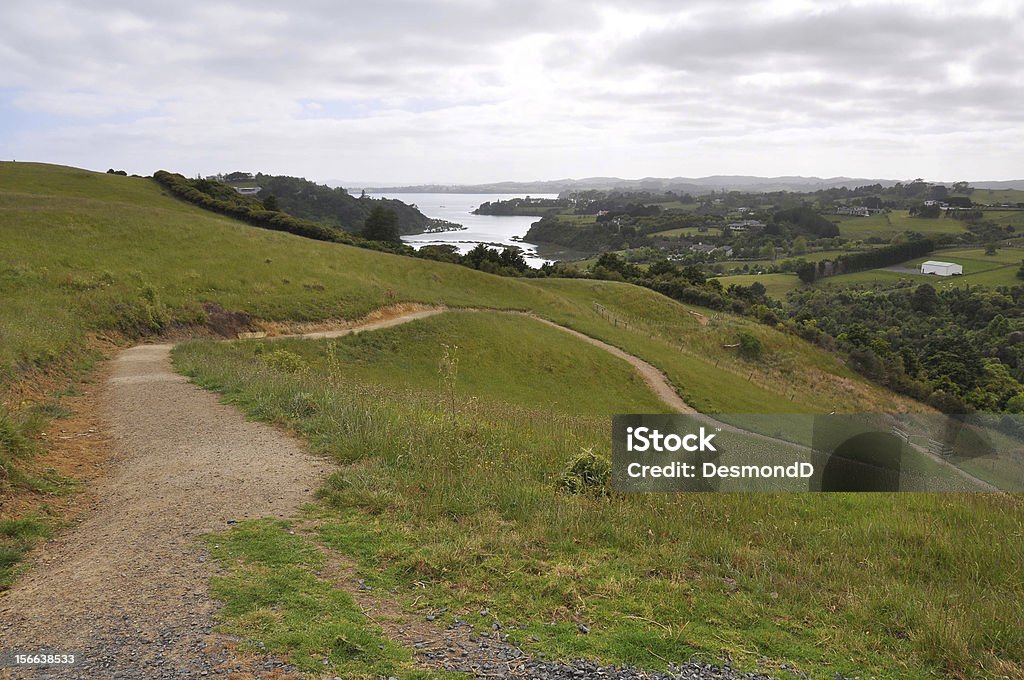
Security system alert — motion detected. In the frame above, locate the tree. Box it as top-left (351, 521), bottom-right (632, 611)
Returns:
top-left (911, 283), bottom-right (938, 314)
top-left (911, 204), bottom-right (941, 218)
top-left (796, 261), bottom-right (817, 284)
top-left (790, 237), bottom-right (808, 255)
top-left (737, 331), bottom-right (764, 360)
top-left (261, 194), bottom-right (280, 211)
top-left (418, 244), bottom-right (461, 263)
top-left (594, 252), bottom-right (639, 279)
top-left (361, 206), bottom-right (401, 243)
top-left (647, 260), bottom-right (680, 277)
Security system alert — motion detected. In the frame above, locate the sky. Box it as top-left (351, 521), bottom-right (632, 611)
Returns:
top-left (1, 0), bottom-right (1022, 185)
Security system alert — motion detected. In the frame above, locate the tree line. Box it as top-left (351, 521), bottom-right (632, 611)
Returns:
top-left (785, 283), bottom-right (1024, 414)
top-left (795, 238), bottom-right (937, 283)
top-left (153, 171), bottom-right (407, 254)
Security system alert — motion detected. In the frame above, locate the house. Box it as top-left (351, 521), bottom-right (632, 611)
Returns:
top-left (920, 260), bottom-right (963, 276)
top-left (688, 243), bottom-right (733, 257)
top-left (837, 206), bottom-right (884, 216)
top-left (726, 219), bottom-right (765, 232)
top-left (234, 187), bottom-right (262, 196)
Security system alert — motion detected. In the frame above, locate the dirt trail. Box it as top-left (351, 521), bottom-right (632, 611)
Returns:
top-left (521, 313), bottom-right (695, 414)
top-left (0, 305), bottom-right (696, 678)
top-left (1, 305), bottom-right (991, 676)
top-left (0, 343), bottom-right (328, 678)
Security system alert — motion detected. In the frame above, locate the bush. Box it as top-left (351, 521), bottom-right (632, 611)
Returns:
top-left (560, 448), bottom-right (611, 496)
top-left (737, 331), bottom-right (764, 360)
top-left (264, 349), bottom-right (307, 374)
top-left (110, 285), bottom-right (169, 337)
top-left (928, 389), bottom-right (970, 415)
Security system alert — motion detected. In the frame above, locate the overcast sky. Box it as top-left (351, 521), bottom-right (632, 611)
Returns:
top-left (1, 0), bottom-right (1021, 184)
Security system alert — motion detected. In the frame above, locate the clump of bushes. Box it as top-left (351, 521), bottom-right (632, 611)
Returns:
top-left (737, 330), bottom-right (764, 360)
top-left (263, 349), bottom-right (307, 374)
top-left (111, 285), bottom-right (168, 337)
top-left (559, 448), bottom-right (611, 496)
top-left (152, 171), bottom-right (409, 255)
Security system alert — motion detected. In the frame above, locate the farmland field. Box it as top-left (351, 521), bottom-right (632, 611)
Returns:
top-left (819, 247), bottom-right (1024, 290)
top-left (714, 273), bottom-right (803, 298)
top-left (834, 210), bottom-right (969, 239)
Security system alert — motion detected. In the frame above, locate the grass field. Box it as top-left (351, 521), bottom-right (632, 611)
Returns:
top-left (549, 213), bottom-right (598, 224)
top-left (0, 161), bottom-right (924, 583)
top-left (0, 163), bottom-right (916, 417)
top-left (970, 189), bottom-right (1024, 205)
top-left (834, 211), bottom-right (969, 240)
top-left (718, 247), bottom-right (1024, 298)
top-left (715, 273), bottom-right (804, 298)
top-left (172, 314), bottom-right (1024, 679)
top-left (818, 247), bottom-right (1024, 291)
top-left (972, 210), bottom-right (1024, 230)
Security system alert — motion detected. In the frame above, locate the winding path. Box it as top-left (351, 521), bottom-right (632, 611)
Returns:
top-left (1, 342), bottom-right (328, 678)
top-left (0, 305), bottom-right (694, 678)
top-left (0, 305), bottom-right (994, 678)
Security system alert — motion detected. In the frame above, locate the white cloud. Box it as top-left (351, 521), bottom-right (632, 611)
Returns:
top-left (1, 0), bottom-right (1021, 182)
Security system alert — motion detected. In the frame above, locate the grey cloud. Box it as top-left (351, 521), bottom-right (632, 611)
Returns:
top-left (616, 4), bottom-right (1014, 78)
top-left (1, 0), bottom-right (1021, 181)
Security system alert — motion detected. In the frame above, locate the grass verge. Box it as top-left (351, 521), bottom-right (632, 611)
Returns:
top-left (0, 516), bottom-right (51, 589)
top-left (202, 519), bottom-right (460, 679)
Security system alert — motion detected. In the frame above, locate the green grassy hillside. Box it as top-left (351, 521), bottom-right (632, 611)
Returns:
top-left (834, 210), bottom-right (969, 240)
top-left (0, 162), bottom-right (919, 416)
top-left (1, 162), bottom-right (1022, 678)
top-left (0, 160), bottom-right (918, 594)
top-left (174, 314), bottom-right (1024, 679)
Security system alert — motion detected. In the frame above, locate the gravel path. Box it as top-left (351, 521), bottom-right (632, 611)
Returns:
top-left (0, 344), bottom-right (326, 678)
top-left (1, 306), bottom-right (789, 679)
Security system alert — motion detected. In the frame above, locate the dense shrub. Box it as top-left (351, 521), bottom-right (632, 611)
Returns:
top-left (560, 448), bottom-right (611, 496)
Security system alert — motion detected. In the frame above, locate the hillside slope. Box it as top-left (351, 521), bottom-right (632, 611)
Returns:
top-left (0, 162), bottom-right (921, 416)
top-left (1, 162), bottom-right (1022, 679)
top-left (246, 173), bottom-right (433, 234)
top-left (173, 311), bottom-right (1024, 679)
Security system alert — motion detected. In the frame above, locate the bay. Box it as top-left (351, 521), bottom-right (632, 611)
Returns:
top-left (362, 192), bottom-right (558, 267)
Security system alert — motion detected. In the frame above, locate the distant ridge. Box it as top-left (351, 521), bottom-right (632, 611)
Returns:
top-left (341, 175), bottom-right (1024, 194)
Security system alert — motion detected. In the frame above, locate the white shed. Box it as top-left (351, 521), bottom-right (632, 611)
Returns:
top-left (920, 260), bottom-right (963, 276)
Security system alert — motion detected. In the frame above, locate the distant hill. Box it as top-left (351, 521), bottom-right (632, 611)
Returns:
top-left (351, 175), bottom-right (1024, 195)
top-left (971, 180), bottom-right (1024, 190)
